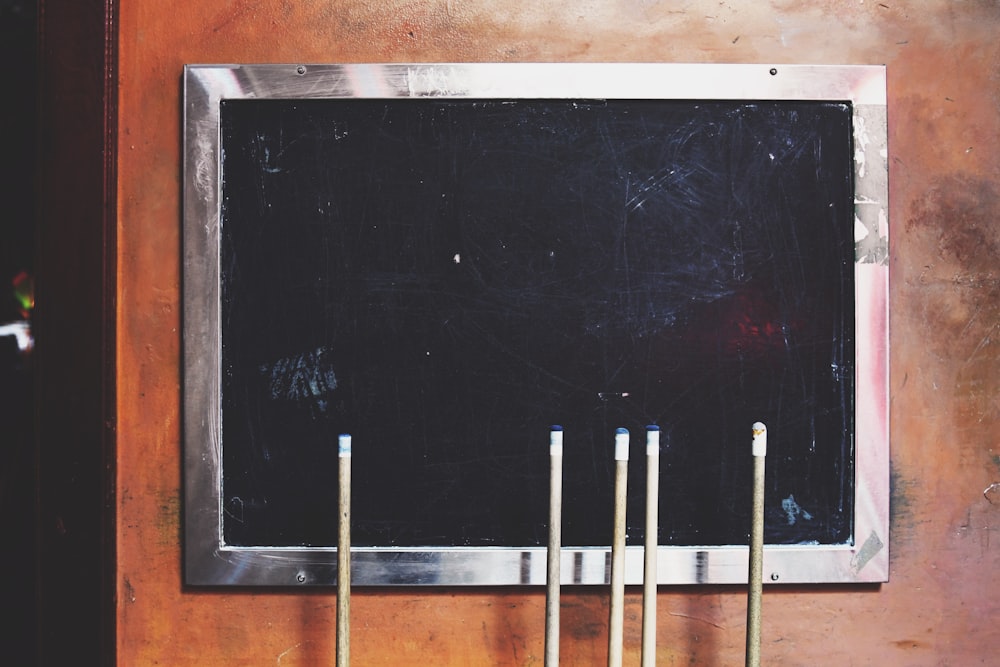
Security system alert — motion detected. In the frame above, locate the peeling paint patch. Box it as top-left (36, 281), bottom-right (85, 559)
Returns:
top-left (852, 105), bottom-right (889, 265)
top-left (851, 530), bottom-right (884, 573)
top-left (853, 113), bottom-right (870, 179)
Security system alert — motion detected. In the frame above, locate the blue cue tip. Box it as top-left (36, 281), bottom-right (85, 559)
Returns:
top-left (614, 427), bottom-right (629, 460)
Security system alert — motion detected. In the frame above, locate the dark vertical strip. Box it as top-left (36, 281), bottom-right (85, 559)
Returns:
top-left (0, 3), bottom-right (39, 664)
top-left (519, 550), bottom-right (532, 585)
top-left (35, 0), bottom-right (117, 664)
top-left (573, 551), bottom-right (584, 584)
top-left (695, 550), bottom-right (709, 584)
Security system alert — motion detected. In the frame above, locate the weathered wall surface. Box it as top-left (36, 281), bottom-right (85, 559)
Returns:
top-left (117, 1), bottom-right (1000, 663)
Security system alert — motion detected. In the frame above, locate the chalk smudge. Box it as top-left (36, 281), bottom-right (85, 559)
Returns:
top-left (781, 494), bottom-right (813, 525)
top-left (259, 346), bottom-right (338, 413)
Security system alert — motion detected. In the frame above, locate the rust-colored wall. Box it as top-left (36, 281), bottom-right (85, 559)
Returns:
top-left (117, 2), bottom-right (1000, 664)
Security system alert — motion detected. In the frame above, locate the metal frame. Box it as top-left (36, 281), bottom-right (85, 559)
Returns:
top-left (183, 63), bottom-right (889, 586)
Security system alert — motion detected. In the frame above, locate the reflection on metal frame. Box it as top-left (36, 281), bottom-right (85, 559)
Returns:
top-left (183, 63), bottom-right (888, 586)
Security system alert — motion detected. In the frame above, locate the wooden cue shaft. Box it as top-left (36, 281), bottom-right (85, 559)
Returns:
top-left (641, 426), bottom-right (660, 667)
top-left (545, 426), bottom-right (563, 667)
top-left (337, 434), bottom-right (352, 667)
top-left (745, 423), bottom-right (767, 667)
top-left (608, 428), bottom-right (629, 667)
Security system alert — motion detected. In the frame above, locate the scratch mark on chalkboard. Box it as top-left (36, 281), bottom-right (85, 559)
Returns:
top-left (261, 146), bottom-right (281, 174)
top-left (259, 346), bottom-right (338, 413)
top-left (625, 167), bottom-right (678, 212)
top-left (225, 496), bottom-right (245, 524)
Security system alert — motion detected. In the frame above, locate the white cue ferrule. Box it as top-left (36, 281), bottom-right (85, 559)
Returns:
top-left (339, 433), bottom-right (352, 457)
top-left (615, 428), bottom-right (630, 461)
top-left (646, 426), bottom-right (660, 455)
top-left (752, 422), bottom-right (767, 457)
top-left (550, 426), bottom-right (564, 455)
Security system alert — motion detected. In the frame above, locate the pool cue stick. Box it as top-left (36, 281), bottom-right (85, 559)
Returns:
top-left (608, 428), bottom-right (630, 667)
top-left (641, 426), bottom-right (660, 667)
top-left (545, 426), bottom-right (564, 667)
top-left (745, 422), bottom-right (767, 667)
top-left (337, 434), bottom-right (352, 667)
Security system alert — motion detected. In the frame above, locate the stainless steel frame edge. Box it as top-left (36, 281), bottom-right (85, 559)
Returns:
top-left (182, 63), bottom-right (889, 586)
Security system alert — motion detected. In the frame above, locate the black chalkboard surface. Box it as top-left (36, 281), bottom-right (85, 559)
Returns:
top-left (218, 97), bottom-right (855, 550)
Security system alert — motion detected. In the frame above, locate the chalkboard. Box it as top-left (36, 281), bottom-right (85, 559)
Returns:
top-left (184, 64), bottom-right (889, 586)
